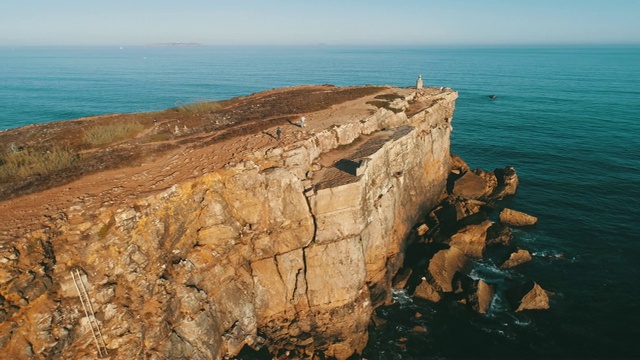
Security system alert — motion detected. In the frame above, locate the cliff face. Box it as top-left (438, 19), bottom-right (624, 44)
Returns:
top-left (0, 88), bottom-right (457, 359)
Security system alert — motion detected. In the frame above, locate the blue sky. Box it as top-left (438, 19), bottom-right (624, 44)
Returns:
top-left (1, 0), bottom-right (639, 46)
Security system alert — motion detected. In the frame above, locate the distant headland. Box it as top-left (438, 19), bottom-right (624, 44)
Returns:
top-left (146, 42), bottom-right (202, 47)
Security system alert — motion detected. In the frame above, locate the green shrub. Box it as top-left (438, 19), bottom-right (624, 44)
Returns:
top-left (0, 146), bottom-right (76, 181)
top-left (84, 122), bottom-right (144, 146)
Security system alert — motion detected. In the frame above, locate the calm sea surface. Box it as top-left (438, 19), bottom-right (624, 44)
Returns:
top-left (1, 45), bottom-right (639, 358)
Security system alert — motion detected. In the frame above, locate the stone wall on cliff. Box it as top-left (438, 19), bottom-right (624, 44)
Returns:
top-left (0, 88), bottom-right (457, 359)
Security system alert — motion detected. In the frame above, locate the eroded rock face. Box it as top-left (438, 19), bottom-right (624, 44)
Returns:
top-left (0, 88), bottom-right (458, 359)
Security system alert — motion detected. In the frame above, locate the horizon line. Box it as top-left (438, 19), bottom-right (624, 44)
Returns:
top-left (1, 41), bottom-right (639, 48)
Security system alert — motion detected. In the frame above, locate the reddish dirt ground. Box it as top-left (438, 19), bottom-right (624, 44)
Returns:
top-left (1, 85), bottom-right (425, 241)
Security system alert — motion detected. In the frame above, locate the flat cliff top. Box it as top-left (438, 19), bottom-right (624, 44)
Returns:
top-left (0, 85), bottom-right (448, 241)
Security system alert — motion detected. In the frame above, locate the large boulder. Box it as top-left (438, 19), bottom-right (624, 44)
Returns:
top-left (516, 282), bottom-right (551, 312)
top-left (500, 249), bottom-right (532, 269)
top-left (413, 278), bottom-right (441, 303)
top-left (499, 208), bottom-right (538, 227)
top-left (471, 280), bottom-right (495, 314)
top-left (427, 247), bottom-right (469, 292)
top-left (447, 220), bottom-right (493, 258)
top-left (473, 168), bottom-right (499, 198)
top-left (451, 171), bottom-right (487, 200)
top-left (458, 276), bottom-right (494, 314)
top-left (491, 166), bottom-right (519, 199)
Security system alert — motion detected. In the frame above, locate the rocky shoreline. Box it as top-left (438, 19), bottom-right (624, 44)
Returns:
top-left (392, 154), bottom-right (550, 317)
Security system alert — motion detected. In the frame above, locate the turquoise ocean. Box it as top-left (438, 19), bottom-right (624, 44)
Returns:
top-left (1, 45), bottom-right (639, 358)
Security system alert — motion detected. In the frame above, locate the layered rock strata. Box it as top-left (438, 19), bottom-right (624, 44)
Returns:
top-left (0, 87), bottom-right (457, 359)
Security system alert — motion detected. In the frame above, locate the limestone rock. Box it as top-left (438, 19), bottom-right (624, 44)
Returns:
top-left (451, 171), bottom-right (486, 200)
top-left (416, 224), bottom-right (429, 236)
top-left (516, 282), bottom-right (551, 312)
top-left (0, 87), bottom-right (461, 360)
top-left (450, 154), bottom-right (470, 173)
top-left (473, 168), bottom-right (499, 198)
top-left (305, 238), bottom-right (367, 307)
top-left (453, 199), bottom-right (485, 221)
top-left (476, 280), bottom-right (495, 314)
top-left (413, 278), bottom-right (441, 303)
top-left (448, 220), bottom-right (493, 258)
top-left (499, 208), bottom-right (538, 227)
top-left (392, 268), bottom-right (412, 290)
top-left (501, 249), bottom-right (533, 269)
top-left (427, 247), bottom-right (469, 292)
top-left (491, 166), bottom-right (519, 199)
top-left (485, 222), bottom-right (513, 247)
top-left (466, 279), bottom-right (495, 314)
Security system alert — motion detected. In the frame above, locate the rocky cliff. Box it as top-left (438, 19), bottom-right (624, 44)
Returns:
top-left (0, 86), bottom-right (457, 359)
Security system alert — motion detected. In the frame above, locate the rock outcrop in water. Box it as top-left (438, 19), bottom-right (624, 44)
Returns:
top-left (395, 155), bottom-right (550, 315)
top-left (0, 86), bottom-right (457, 359)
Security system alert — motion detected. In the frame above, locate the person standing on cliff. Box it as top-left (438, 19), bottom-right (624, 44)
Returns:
top-left (300, 116), bottom-right (306, 128)
top-left (276, 127), bottom-right (282, 140)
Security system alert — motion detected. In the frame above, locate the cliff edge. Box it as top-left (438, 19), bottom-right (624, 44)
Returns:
top-left (0, 85), bottom-right (457, 359)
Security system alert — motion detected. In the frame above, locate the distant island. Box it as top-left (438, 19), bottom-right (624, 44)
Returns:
top-left (146, 42), bottom-right (202, 47)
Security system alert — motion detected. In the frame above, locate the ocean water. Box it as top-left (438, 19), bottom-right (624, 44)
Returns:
top-left (1, 45), bottom-right (639, 358)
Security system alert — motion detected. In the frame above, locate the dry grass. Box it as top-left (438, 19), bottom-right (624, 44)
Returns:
top-left (0, 146), bottom-right (77, 181)
top-left (84, 121), bottom-right (144, 146)
top-left (176, 100), bottom-right (221, 114)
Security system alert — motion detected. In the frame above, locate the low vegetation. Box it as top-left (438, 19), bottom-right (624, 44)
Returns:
top-left (0, 146), bottom-right (77, 181)
top-left (176, 100), bottom-right (221, 114)
top-left (84, 121), bottom-right (144, 146)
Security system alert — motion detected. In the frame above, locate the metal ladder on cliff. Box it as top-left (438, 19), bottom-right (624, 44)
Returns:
top-left (71, 269), bottom-right (108, 357)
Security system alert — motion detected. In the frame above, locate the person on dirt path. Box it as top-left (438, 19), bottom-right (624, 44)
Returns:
top-left (300, 116), bottom-right (306, 128)
top-left (276, 127), bottom-right (282, 140)
top-left (153, 117), bottom-right (158, 126)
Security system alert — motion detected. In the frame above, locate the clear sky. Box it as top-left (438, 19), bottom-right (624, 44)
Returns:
top-left (1, 0), bottom-right (639, 46)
